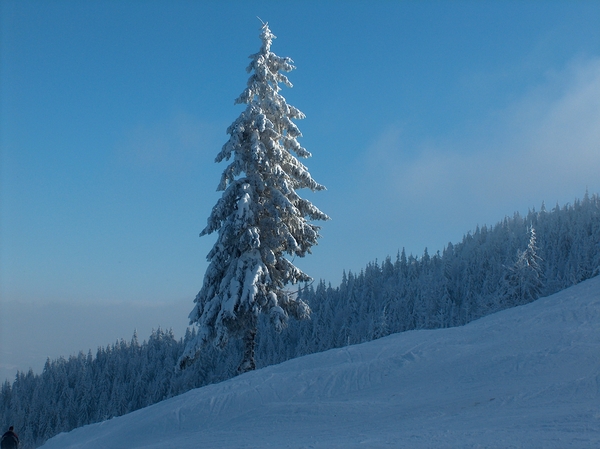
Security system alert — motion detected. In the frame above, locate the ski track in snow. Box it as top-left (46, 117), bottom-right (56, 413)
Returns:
top-left (41, 277), bottom-right (600, 448)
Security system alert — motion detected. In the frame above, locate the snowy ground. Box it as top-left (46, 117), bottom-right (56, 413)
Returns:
top-left (41, 277), bottom-right (600, 449)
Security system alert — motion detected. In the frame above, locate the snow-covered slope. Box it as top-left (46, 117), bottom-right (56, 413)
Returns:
top-left (41, 277), bottom-right (600, 449)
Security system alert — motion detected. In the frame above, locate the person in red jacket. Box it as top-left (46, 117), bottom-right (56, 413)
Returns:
top-left (0, 426), bottom-right (19, 449)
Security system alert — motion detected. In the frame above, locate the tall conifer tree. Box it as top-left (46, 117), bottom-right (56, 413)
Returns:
top-left (179, 23), bottom-right (328, 373)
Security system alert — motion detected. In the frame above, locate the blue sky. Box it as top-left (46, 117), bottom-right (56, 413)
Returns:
top-left (2, 1), bottom-right (600, 380)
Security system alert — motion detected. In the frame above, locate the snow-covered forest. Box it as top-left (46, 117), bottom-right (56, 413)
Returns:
top-left (1, 192), bottom-right (599, 448)
top-left (38, 276), bottom-right (600, 449)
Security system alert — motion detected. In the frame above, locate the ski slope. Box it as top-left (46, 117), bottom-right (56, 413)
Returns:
top-left (41, 277), bottom-right (600, 448)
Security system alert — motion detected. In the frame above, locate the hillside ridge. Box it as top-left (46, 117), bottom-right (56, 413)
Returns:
top-left (41, 276), bottom-right (600, 449)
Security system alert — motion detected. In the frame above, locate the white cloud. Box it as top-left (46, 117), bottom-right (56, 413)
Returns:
top-left (367, 57), bottom-right (600, 222)
top-left (347, 57), bottom-right (600, 260)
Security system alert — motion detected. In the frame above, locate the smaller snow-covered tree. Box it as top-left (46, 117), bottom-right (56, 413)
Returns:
top-left (179, 23), bottom-right (328, 373)
top-left (500, 226), bottom-right (544, 307)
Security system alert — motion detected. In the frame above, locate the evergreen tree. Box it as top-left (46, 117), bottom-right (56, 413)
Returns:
top-left (179, 23), bottom-right (328, 373)
top-left (500, 225), bottom-right (544, 307)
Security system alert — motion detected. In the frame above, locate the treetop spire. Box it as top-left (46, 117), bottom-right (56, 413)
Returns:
top-left (259, 22), bottom-right (275, 53)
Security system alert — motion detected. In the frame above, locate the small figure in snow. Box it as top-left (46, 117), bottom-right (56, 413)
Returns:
top-left (1, 426), bottom-right (19, 449)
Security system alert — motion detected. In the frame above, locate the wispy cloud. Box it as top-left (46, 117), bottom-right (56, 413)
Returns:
top-left (346, 56), bottom-right (600, 259)
top-left (366, 57), bottom-right (600, 223)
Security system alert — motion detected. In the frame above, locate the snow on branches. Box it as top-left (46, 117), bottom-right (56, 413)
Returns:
top-left (179, 23), bottom-right (328, 372)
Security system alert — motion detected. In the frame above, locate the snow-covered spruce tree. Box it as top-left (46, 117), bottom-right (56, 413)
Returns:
top-left (178, 23), bottom-right (328, 374)
top-left (500, 225), bottom-right (544, 307)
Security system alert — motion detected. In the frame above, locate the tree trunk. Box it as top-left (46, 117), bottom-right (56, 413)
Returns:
top-left (238, 315), bottom-right (257, 374)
